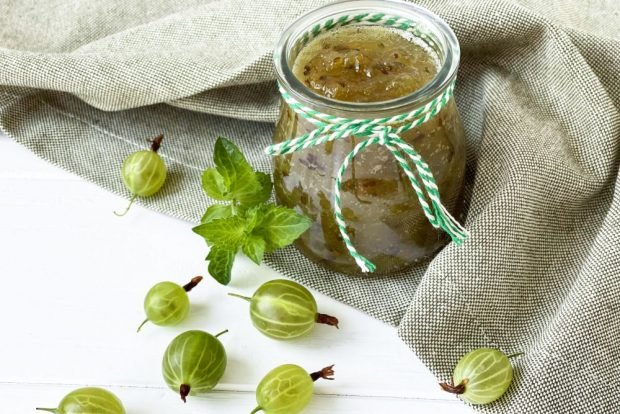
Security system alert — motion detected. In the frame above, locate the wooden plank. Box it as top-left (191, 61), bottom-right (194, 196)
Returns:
top-left (1, 382), bottom-right (470, 413)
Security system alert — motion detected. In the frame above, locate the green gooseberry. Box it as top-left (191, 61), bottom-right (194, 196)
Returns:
top-left (229, 279), bottom-right (339, 340)
top-left (162, 329), bottom-right (228, 402)
top-left (36, 387), bottom-right (125, 414)
top-left (251, 364), bottom-right (335, 414)
top-left (440, 348), bottom-right (520, 405)
top-left (137, 275), bottom-right (203, 332)
top-left (115, 134), bottom-right (167, 216)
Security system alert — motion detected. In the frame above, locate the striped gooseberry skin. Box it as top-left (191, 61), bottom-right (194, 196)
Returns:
top-left (162, 330), bottom-right (227, 402)
top-left (452, 348), bottom-right (513, 405)
top-left (254, 364), bottom-right (314, 414)
top-left (144, 282), bottom-right (189, 327)
top-left (121, 150), bottom-right (166, 197)
top-left (250, 279), bottom-right (318, 340)
top-left (37, 387), bottom-right (125, 414)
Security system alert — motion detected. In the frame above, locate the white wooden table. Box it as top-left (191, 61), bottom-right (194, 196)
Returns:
top-left (0, 132), bottom-right (473, 413)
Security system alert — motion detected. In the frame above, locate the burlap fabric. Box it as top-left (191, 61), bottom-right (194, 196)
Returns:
top-left (1, 0), bottom-right (618, 412)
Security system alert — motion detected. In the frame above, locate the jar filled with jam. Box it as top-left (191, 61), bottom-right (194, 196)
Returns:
top-left (272, 0), bottom-right (466, 275)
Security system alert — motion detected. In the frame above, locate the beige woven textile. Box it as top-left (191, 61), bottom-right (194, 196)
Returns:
top-left (1, 1), bottom-right (619, 412)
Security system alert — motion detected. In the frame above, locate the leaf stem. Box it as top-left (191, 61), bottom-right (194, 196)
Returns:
top-left (310, 365), bottom-right (335, 382)
top-left (114, 194), bottom-right (137, 217)
top-left (250, 407), bottom-right (263, 414)
top-left (439, 379), bottom-right (467, 395)
top-left (36, 409), bottom-right (57, 413)
top-left (183, 276), bottom-right (204, 292)
top-left (228, 292), bottom-right (252, 302)
top-left (180, 384), bottom-right (190, 403)
top-left (316, 313), bottom-right (339, 328)
top-left (136, 318), bottom-right (149, 333)
top-left (150, 134), bottom-right (164, 153)
top-left (215, 329), bottom-right (229, 338)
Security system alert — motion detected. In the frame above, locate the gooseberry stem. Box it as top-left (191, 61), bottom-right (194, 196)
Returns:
top-left (228, 292), bottom-right (252, 302)
top-left (310, 365), bottom-right (335, 382)
top-left (183, 276), bottom-right (204, 292)
top-left (180, 384), bottom-right (190, 403)
top-left (150, 134), bottom-right (164, 153)
top-left (36, 409), bottom-right (57, 413)
top-left (507, 352), bottom-right (524, 359)
top-left (114, 194), bottom-right (137, 217)
top-left (316, 313), bottom-right (339, 328)
top-left (136, 318), bottom-right (149, 333)
top-left (250, 407), bottom-right (263, 414)
top-left (215, 329), bottom-right (229, 338)
top-left (439, 379), bottom-right (467, 395)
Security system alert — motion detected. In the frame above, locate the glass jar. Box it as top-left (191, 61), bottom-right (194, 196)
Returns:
top-left (272, 0), bottom-right (466, 275)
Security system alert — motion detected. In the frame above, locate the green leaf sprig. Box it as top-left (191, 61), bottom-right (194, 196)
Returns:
top-left (193, 138), bottom-right (312, 285)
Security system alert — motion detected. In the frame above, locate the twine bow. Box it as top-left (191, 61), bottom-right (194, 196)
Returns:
top-left (265, 80), bottom-right (468, 273)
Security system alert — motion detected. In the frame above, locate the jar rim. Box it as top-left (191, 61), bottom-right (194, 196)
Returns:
top-left (273, 0), bottom-right (460, 118)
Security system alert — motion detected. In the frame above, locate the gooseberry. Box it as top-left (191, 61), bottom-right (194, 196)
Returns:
top-left (115, 134), bottom-right (167, 216)
top-left (36, 387), bottom-right (125, 414)
top-left (251, 364), bottom-right (335, 414)
top-left (229, 279), bottom-right (339, 340)
top-left (162, 329), bottom-right (228, 402)
top-left (440, 348), bottom-right (519, 405)
top-left (137, 275), bottom-right (203, 332)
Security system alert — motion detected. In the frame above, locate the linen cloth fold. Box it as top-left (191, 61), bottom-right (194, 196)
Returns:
top-left (1, 0), bottom-right (618, 412)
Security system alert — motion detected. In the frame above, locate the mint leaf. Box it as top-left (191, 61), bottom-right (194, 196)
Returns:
top-left (202, 168), bottom-right (230, 200)
top-left (213, 137), bottom-right (268, 207)
top-left (192, 215), bottom-right (247, 247)
top-left (213, 137), bottom-right (253, 185)
top-left (195, 137), bottom-right (313, 285)
top-left (243, 205), bottom-right (264, 232)
top-left (207, 245), bottom-right (236, 285)
top-left (242, 234), bottom-right (266, 265)
top-left (253, 204), bottom-right (313, 252)
top-left (253, 172), bottom-right (273, 205)
top-left (201, 204), bottom-right (233, 223)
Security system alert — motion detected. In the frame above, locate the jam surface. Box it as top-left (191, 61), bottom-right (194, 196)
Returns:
top-left (274, 25), bottom-right (466, 275)
top-left (293, 26), bottom-right (438, 102)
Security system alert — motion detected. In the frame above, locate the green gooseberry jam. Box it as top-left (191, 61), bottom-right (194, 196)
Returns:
top-left (274, 24), bottom-right (467, 275)
top-left (293, 25), bottom-right (437, 102)
top-left (162, 329), bottom-right (228, 402)
top-left (137, 276), bottom-right (203, 332)
top-left (36, 387), bottom-right (125, 414)
top-left (440, 348), bottom-right (518, 405)
top-left (229, 279), bottom-right (339, 340)
top-left (251, 364), bottom-right (335, 414)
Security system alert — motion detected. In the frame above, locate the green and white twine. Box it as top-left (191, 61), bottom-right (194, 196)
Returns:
top-left (266, 12), bottom-right (469, 273)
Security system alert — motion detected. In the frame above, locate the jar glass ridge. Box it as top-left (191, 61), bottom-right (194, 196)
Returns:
top-left (272, 0), bottom-right (467, 275)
